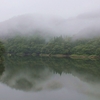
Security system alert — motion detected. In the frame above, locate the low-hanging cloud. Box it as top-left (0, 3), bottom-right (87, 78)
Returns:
top-left (0, 12), bottom-right (100, 40)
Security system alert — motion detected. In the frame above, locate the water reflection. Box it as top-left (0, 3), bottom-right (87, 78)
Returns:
top-left (0, 60), bottom-right (5, 76)
top-left (0, 56), bottom-right (100, 100)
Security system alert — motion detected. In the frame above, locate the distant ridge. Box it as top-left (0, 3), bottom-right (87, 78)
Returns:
top-left (0, 12), bottom-right (100, 40)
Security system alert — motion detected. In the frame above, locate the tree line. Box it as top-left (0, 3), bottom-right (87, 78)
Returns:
top-left (0, 41), bottom-right (5, 58)
top-left (2, 35), bottom-right (100, 56)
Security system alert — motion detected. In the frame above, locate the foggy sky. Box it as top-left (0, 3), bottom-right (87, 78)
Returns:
top-left (0, 0), bottom-right (100, 22)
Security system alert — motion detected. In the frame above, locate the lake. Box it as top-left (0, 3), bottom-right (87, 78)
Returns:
top-left (0, 56), bottom-right (100, 100)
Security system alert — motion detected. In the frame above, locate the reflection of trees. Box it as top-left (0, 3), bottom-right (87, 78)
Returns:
top-left (1, 56), bottom-right (52, 91)
top-left (0, 60), bottom-right (5, 76)
top-left (1, 56), bottom-right (100, 91)
top-left (4, 56), bottom-right (100, 79)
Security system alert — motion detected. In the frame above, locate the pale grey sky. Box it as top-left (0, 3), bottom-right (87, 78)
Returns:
top-left (0, 0), bottom-right (100, 22)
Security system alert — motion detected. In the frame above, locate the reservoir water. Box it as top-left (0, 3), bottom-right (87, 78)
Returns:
top-left (0, 56), bottom-right (100, 100)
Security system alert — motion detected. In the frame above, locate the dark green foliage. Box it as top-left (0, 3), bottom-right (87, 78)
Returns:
top-left (3, 35), bottom-right (100, 56)
top-left (71, 38), bottom-right (100, 55)
top-left (0, 41), bottom-right (5, 57)
top-left (0, 62), bottom-right (5, 76)
top-left (0, 41), bottom-right (5, 75)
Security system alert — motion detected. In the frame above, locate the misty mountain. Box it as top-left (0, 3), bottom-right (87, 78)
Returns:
top-left (72, 11), bottom-right (100, 40)
top-left (0, 12), bottom-right (100, 40)
top-left (73, 26), bottom-right (100, 40)
top-left (0, 14), bottom-right (67, 39)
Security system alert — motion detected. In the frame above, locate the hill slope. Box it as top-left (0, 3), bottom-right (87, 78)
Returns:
top-left (0, 12), bottom-right (100, 40)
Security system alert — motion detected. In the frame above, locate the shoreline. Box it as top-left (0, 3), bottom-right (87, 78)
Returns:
top-left (6, 53), bottom-right (100, 60)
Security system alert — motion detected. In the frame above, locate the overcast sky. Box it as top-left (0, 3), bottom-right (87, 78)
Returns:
top-left (0, 0), bottom-right (100, 22)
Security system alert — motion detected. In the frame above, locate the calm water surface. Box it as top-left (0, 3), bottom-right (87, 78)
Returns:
top-left (0, 56), bottom-right (100, 100)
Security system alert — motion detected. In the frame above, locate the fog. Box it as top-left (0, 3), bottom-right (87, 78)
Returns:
top-left (0, 0), bottom-right (100, 39)
top-left (0, 11), bottom-right (100, 40)
top-left (1, 0), bottom-right (100, 22)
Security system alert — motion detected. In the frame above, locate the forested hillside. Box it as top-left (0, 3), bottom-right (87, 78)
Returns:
top-left (3, 35), bottom-right (100, 57)
top-left (0, 41), bottom-right (5, 56)
top-left (0, 41), bottom-right (5, 61)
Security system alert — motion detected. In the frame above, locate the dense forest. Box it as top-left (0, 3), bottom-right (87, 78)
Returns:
top-left (3, 35), bottom-right (100, 57)
top-left (0, 41), bottom-right (5, 61)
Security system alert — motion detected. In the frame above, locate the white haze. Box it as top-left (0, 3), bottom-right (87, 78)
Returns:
top-left (0, 0), bottom-right (100, 39)
top-left (0, 0), bottom-right (100, 22)
top-left (0, 11), bottom-right (100, 39)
